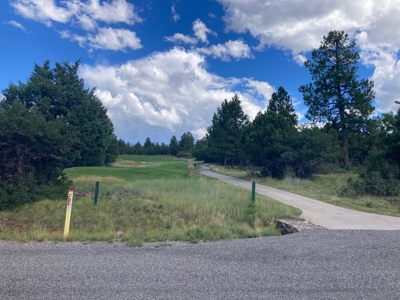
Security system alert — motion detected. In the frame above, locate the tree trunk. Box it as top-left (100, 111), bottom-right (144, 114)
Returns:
top-left (224, 154), bottom-right (227, 168)
top-left (231, 155), bottom-right (234, 168)
top-left (342, 135), bottom-right (349, 168)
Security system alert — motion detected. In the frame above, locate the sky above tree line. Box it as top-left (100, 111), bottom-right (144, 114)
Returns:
top-left (1, 0), bottom-right (400, 144)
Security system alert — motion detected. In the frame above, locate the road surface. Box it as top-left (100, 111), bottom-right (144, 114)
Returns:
top-left (1, 230), bottom-right (400, 299)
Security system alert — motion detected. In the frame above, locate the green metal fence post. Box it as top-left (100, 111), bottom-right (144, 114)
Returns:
top-left (94, 181), bottom-right (100, 205)
top-left (251, 181), bottom-right (256, 203)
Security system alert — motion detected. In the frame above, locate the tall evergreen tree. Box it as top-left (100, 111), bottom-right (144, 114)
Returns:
top-left (179, 132), bottom-right (195, 152)
top-left (2, 60), bottom-right (117, 167)
top-left (244, 87), bottom-right (298, 178)
top-left (143, 137), bottom-right (155, 155)
top-left (169, 135), bottom-right (179, 156)
top-left (299, 31), bottom-right (375, 167)
top-left (207, 94), bottom-right (249, 167)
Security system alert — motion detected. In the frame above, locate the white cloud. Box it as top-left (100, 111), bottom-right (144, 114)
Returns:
top-left (218, 0), bottom-right (372, 52)
top-left (192, 128), bottom-right (208, 140)
top-left (171, 4), bottom-right (180, 23)
top-left (12, 0), bottom-right (143, 52)
top-left (164, 18), bottom-right (217, 46)
top-left (245, 80), bottom-right (275, 102)
top-left (79, 47), bottom-right (272, 142)
top-left (4, 20), bottom-right (29, 32)
top-left (83, 0), bottom-right (141, 25)
top-left (217, 0), bottom-right (400, 113)
top-left (60, 27), bottom-right (142, 51)
top-left (12, 0), bottom-right (77, 26)
top-left (76, 13), bottom-right (97, 31)
top-left (59, 30), bottom-right (87, 47)
top-left (356, 32), bottom-right (400, 113)
top-left (293, 53), bottom-right (307, 66)
top-left (164, 33), bottom-right (198, 45)
top-left (192, 18), bottom-right (216, 43)
top-left (88, 27), bottom-right (142, 51)
top-left (12, 0), bottom-right (141, 29)
top-left (197, 39), bottom-right (252, 61)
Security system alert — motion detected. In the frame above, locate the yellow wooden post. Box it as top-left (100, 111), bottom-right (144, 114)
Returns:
top-left (63, 190), bottom-right (74, 240)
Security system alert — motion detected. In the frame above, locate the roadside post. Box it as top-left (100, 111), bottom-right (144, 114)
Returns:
top-left (94, 181), bottom-right (100, 205)
top-left (251, 181), bottom-right (256, 203)
top-left (63, 190), bottom-right (74, 240)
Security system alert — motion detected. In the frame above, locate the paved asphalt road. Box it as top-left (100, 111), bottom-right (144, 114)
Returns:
top-left (1, 230), bottom-right (400, 300)
top-left (199, 165), bottom-right (400, 230)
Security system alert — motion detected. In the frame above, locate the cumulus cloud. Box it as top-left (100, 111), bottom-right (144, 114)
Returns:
top-left (356, 32), bottom-right (400, 112)
top-left (164, 33), bottom-right (198, 45)
top-left (12, 0), bottom-right (76, 26)
top-left (4, 20), bottom-right (29, 32)
top-left (12, 0), bottom-right (141, 28)
top-left (88, 27), bottom-right (142, 51)
top-left (60, 27), bottom-right (142, 51)
top-left (245, 80), bottom-right (275, 102)
top-left (79, 47), bottom-right (273, 142)
top-left (192, 18), bottom-right (216, 43)
top-left (197, 39), bottom-right (253, 61)
top-left (11, 0), bottom-right (142, 51)
top-left (217, 0), bottom-right (400, 113)
top-left (83, 0), bottom-right (141, 25)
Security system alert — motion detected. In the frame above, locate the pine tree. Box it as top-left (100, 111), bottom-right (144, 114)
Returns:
top-left (299, 31), bottom-right (375, 167)
top-left (207, 94), bottom-right (249, 167)
top-left (244, 87), bottom-right (297, 178)
top-left (169, 135), bottom-right (179, 156)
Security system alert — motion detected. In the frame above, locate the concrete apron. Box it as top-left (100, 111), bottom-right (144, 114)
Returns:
top-left (200, 166), bottom-right (400, 230)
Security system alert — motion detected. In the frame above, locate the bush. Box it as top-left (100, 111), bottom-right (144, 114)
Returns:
top-left (339, 172), bottom-right (400, 197)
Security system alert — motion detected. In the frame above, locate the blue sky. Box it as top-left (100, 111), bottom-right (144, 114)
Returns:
top-left (1, 0), bottom-right (400, 144)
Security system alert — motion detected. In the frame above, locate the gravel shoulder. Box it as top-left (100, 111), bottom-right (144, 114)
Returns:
top-left (199, 165), bottom-right (400, 230)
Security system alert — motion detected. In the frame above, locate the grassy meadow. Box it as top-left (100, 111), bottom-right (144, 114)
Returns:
top-left (0, 155), bottom-right (301, 245)
top-left (208, 164), bottom-right (400, 217)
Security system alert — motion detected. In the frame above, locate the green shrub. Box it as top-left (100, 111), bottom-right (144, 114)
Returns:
top-left (339, 172), bottom-right (400, 197)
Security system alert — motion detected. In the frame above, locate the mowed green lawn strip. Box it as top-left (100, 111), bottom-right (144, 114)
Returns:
top-left (208, 164), bottom-right (400, 217)
top-left (65, 155), bottom-right (188, 180)
top-left (0, 156), bottom-right (301, 245)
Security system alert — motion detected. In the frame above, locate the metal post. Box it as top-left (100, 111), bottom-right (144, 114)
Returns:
top-left (94, 181), bottom-right (99, 205)
top-left (251, 181), bottom-right (256, 203)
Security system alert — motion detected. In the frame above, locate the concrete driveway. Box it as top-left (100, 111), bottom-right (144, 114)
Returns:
top-left (199, 165), bottom-right (400, 230)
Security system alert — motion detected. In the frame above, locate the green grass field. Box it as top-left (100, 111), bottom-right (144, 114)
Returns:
top-left (0, 156), bottom-right (301, 245)
top-left (208, 164), bottom-right (400, 217)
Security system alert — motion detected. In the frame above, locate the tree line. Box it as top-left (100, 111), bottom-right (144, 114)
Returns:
top-left (117, 132), bottom-right (196, 158)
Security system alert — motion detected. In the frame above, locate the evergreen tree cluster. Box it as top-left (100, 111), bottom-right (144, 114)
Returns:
top-left (198, 30), bottom-right (400, 195)
top-left (0, 61), bottom-right (118, 209)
